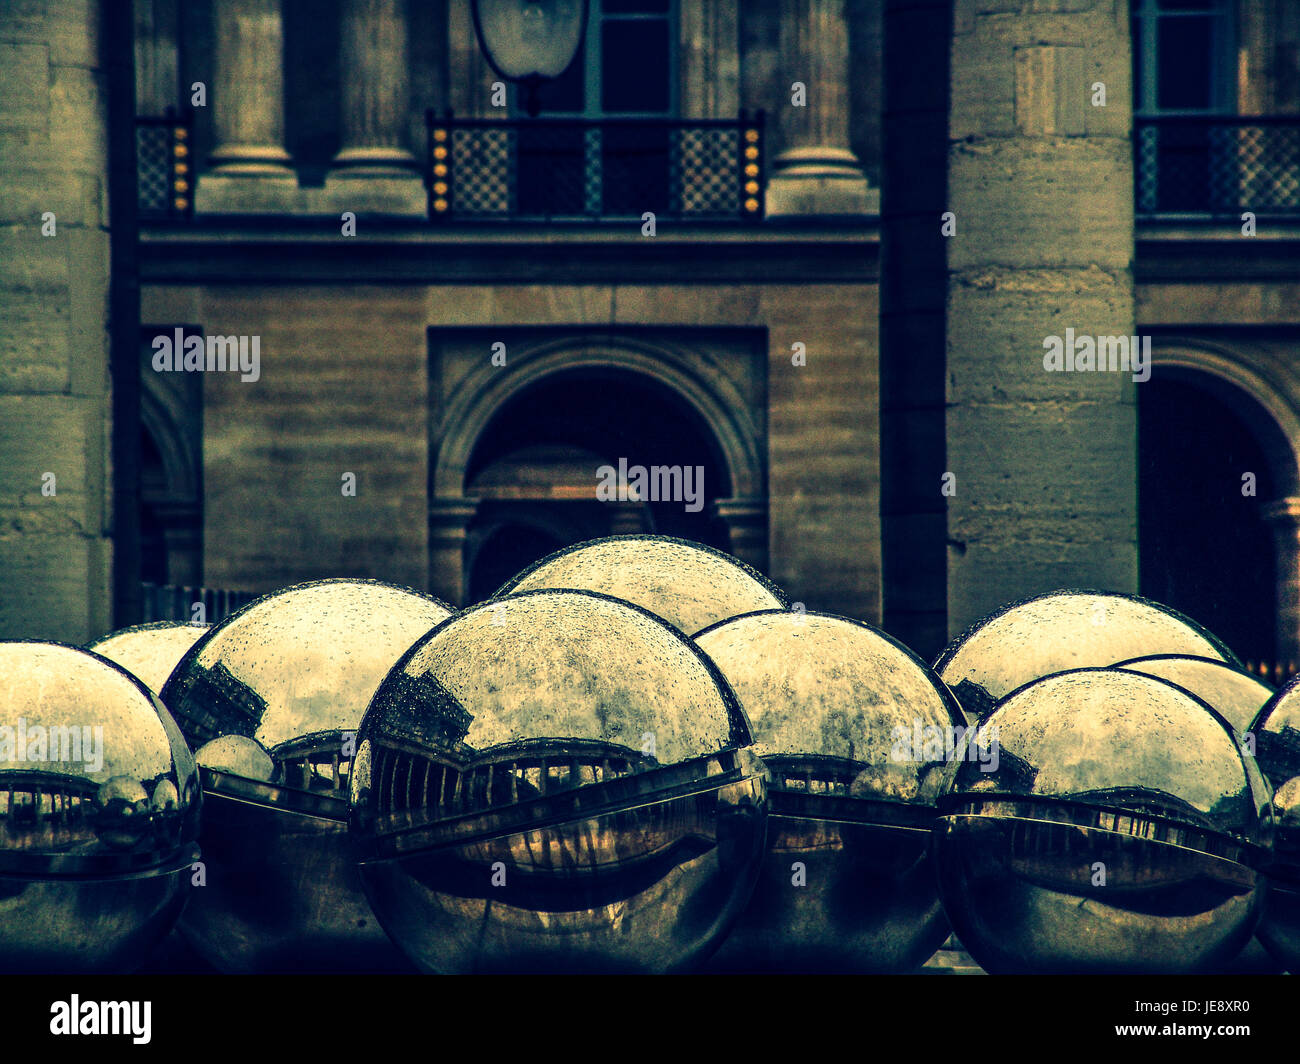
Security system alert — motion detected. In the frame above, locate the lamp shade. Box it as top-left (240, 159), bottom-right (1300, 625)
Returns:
top-left (472, 0), bottom-right (588, 82)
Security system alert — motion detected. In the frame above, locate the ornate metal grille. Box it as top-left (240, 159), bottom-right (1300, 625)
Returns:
top-left (1135, 117), bottom-right (1300, 216)
top-left (135, 111), bottom-right (195, 220)
top-left (140, 583), bottom-right (259, 625)
top-left (427, 111), bottom-right (764, 223)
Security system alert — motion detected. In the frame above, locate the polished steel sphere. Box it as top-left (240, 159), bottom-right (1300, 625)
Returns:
top-left (1250, 677), bottom-right (1300, 972)
top-left (0, 641), bottom-right (200, 973)
top-left (1114, 655), bottom-right (1273, 734)
top-left (932, 668), bottom-right (1271, 974)
top-left (160, 578), bottom-right (453, 972)
top-left (350, 588), bottom-right (768, 973)
top-left (695, 610), bottom-right (963, 972)
top-left (87, 621), bottom-right (209, 696)
top-left (494, 534), bottom-right (788, 634)
top-left (935, 589), bottom-right (1236, 723)
top-left (1113, 654), bottom-right (1280, 972)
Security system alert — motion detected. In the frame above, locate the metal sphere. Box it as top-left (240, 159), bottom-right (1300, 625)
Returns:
top-left (1113, 655), bottom-right (1273, 734)
top-left (0, 641), bottom-right (200, 973)
top-left (1250, 677), bottom-right (1300, 972)
top-left (695, 610), bottom-right (963, 972)
top-left (87, 620), bottom-right (209, 696)
top-left (932, 668), bottom-right (1271, 974)
top-left (160, 578), bottom-right (453, 973)
top-left (494, 534), bottom-right (789, 635)
top-left (350, 588), bottom-right (768, 974)
top-left (935, 589), bottom-right (1236, 723)
top-left (1112, 654), bottom-right (1281, 972)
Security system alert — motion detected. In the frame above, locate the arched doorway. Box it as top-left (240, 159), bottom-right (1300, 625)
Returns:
top-left (1139, 362), bottom-right (1294, 666)
top-left (460, 367), bottom-right (734, 601)
top-left (429, 333), bottom-right (768, 606)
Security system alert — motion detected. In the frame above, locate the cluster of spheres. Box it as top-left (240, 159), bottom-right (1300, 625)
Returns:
top-left (0, 538), bottom-right (1295, 974)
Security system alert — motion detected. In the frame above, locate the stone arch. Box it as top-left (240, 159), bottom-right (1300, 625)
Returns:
top-left (1148, 337), bottom-right (1300, 667)
top-left (432, 334), bottom-right (764, 501)
top-left (1151, 338), bottom-right (1300, 496)
top-left (140, 379), bottom-right (200, 500)
top-left (138, 372), bottom-right (202, 587)
top-left (429, 332), bottom-right (767, 604)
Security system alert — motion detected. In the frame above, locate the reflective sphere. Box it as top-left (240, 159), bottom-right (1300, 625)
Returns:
top-left (350, 589), bottom-right (768, 973)
top-left (932, 668), bottom-right (1271, 974)
top-left (494, 534), bottom-right (788, 635)
top-left (1113, 654), bottom-right (1280, 972)
top-left (160, 579), bottom-right (453, 972)
top-left (87, 620), bottom-right (209, 696)
top-left (696, 610), bottom-right (963, 972)
top-left (0, 642), bottom-right (200, 973)
top-left (1114, 655), bottom-right (1273, 734)
top-left (1251, 677), bottom-right (1300, 972)
top-left (935, 589), bottom-right (1235, 723)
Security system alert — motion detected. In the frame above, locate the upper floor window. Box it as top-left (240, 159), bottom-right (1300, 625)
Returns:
top-left (1132, 0), bottom-right (1236, 115)
top-left (521, 0), bottom-right (676, 117)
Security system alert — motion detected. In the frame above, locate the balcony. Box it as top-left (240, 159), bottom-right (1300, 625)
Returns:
top-left (425, 111), bottom-right (765, 224)
top-left (1135, 116), bottom-right (1300, 218)
top-left (136, 110), bottom-right (194, 221)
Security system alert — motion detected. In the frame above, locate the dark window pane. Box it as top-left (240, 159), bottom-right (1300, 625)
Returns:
top-left (1157, 16), bottom-right (1213, 110)
top-left (535, 40), bottom-right (586, 113)
top-left (601, 21), bottom-right (670, 112)
top-left (1158, 0), bottom-right (1216, 10)
top-left (603, 0), bottom-right (670, 13)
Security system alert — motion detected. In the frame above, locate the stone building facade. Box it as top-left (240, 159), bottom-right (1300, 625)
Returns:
top-left (4, 1), bottom-right (1300, 670)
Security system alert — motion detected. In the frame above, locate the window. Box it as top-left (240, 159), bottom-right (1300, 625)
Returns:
top-left (512, 1), bottom-right (678, 217)
top-left (523, 0), bottom-right (676, 118)
top-left (1132, 0), bottom-right (1235, 116)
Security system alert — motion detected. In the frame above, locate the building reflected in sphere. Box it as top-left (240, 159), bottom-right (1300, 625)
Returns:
top-left (350, 588), bottom-right (767, 973)
top-left (0, 642), bottom-right (200, 973)
top-left (932, 668), bottom-right (1271, 974)
top-left (696, 610), bottom-right (962, 972)
top-left (160, 579), bottom-right (452, 972)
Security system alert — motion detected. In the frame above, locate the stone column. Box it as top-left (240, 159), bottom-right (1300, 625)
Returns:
top-left (712, 497), bottom-right (768, 573)
top-left (1263, 497), bottom-right (1300, 670)
top-left (679, 0), bottom-right (739, 119)
top-left (134, 0), bottom-right (179, 116)
top-left (207, 0), bottom-right (293, 176)
top-left (766, 0), bottom-right (876, 217)
top-left (0, 2), bottom-right (116, 640)
top-left (429, 498), bottom-right (478, 606)
top-left (944, 0), bottom-right (1138, 637)
top-left (323, 0), bottom-right (423, 212)
top-left (331, 0), bottom-right (416, 175)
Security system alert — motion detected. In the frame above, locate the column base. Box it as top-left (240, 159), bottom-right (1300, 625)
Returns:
top-left (320, 167), bottom-right (426, 217)
top-left (196, 171), bottom-right (300, 215)
top-left (208, 144), bottom-right (295, 178)
top-left (329, 146), bottom-right (419, 179)
top-left (765, 147), bottom-right (879, 218)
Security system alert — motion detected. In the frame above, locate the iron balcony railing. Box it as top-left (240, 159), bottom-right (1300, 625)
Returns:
top-left (136, 109), bottom-right (195, 220)
top-left (1135, 116), bottom-right (1300, 217)
top-left (426, 110), bottom-right (765, 223)
top-left (140, 582), bottom-right (258, 626)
